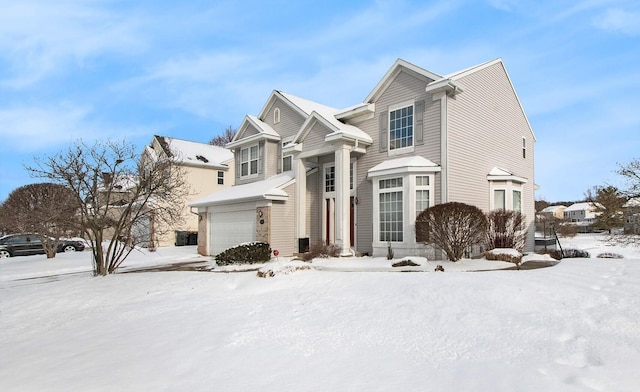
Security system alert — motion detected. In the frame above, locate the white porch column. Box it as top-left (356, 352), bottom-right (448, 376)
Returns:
top-left (294, 156), bottom-right (307, 249)
top-left (334, 143), bottom-right (352, 256)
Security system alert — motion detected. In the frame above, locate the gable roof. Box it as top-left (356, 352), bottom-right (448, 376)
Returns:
top-left (151, 136), bottom-right (233, 169)
top-left (541, 205), bottom-right (567, 213)
top-left (565, 202), bottom-right (597, 212)
top-left (283, 91), bottom-right (373, 146)
top-left (365, 59), bottom-right (442, 103)
top-left (190, 171), bottom-right (294, 207)
top-left (435, 58), bottom-right (536, 141)
top-left (227, 115), bottom-right (281, 149)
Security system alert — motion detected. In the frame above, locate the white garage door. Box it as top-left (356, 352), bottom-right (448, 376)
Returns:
top-left (210, 209), bottom-right (255, 255)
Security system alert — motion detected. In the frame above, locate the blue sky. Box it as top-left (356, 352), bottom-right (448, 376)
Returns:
top-left (1, 0), bottom-right (639, 203)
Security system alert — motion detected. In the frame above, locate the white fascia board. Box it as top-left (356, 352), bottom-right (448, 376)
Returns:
top-left (335, 103), bottom-right (375, 121)
top-left (486, 174), bottom-right (528, 184)
top-left (368, 165), bottom-right (441, 179)
top-left (226, 132), bottom-right (280, 150)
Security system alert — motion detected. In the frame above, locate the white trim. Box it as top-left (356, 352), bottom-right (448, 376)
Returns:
top-left (388, 100), bottom-right (415, 156)
top-left (239, 144), bottom-right (260, 179)
top-left (273, 107), bottom-right (280, 124)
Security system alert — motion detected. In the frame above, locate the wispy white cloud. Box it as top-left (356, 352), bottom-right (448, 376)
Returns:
top-left (0, 1), bottom-right (145, 88)
top-left (0, 103), bottom-right (155, 153)
top-left (593, 8), bottom-right (640, 35)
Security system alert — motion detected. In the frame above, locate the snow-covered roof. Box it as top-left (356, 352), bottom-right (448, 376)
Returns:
top-left (190, 171), bottom-right (295, 207)
top-left (153, 136), bottom-right (233, 169)
top-left (624, 197), bottom-right (640, 208)
top-left (487, 167), bottom-right (528, 183)
top-left (227, 115), bottom-right (281, 149)
top-left (280, 92), bottom-right (373, 145)
top-left (564, 202), bottom-right (596, 212)
top-left (367, 156), bottom-right (440, 178)
top-left (541, 205), bottom-right (566, 213)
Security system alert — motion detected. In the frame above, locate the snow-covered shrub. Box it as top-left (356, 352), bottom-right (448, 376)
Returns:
top-left (485, 209), bottom-right (526, 251)
top-left (300, 242), bottom-right (341, 261)
top-left (484, 248), bottom-right (523, 268)
top-left (215, 242), bottom-right (271, 266)
top-left (257, 262), bottom-right (311, 278)
top-left (561, 248), bottom-right (590, 258)
top-left (416, 202), bottom-right (488, 261)
top-left (597, 252), bottom-right (623, 259)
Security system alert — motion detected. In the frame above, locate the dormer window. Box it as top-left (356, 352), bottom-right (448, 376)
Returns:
top-left (274, 108), bottom-right (281, 124)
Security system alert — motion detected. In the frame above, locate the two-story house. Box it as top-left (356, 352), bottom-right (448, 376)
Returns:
top-left (563, 202), bottom-right (600, 225)
top-left (191, 58), bottom-right (536, 259)
top-left (143, 135), bottom-right (234, 247)
top-left (623, 197), bottom-right (640, 234)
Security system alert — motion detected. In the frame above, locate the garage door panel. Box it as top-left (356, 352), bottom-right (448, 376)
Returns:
top-left (210, 210), bottom-right (255, 255)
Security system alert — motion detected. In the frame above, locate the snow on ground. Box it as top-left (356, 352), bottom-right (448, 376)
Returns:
top-left (1, 234), bottom-right (639, 391)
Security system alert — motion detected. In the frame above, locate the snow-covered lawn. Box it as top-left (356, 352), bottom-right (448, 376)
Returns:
top-left (1, 234), bottom-right (639, 391)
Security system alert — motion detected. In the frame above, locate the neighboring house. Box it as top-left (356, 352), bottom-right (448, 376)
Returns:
top-left (191, 58), bottom-right (536, 259)
top-left (540, 205), bottom-right (567, 220)
top-left (143, 136), bottom-right (234, 247)
top-left (563, 202), bottom-right (600, 225)
top-left (623, 197), bottom-right (640, 234)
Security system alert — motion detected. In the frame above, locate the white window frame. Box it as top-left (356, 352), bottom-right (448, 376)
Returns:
top-left (378, 177), bottom-right (404, 242)
top-left (489, 181), bottom-right (523, 211)
top-left (240, 144), bottom-right (259, 178)
top-left (522, 137), bottom-right (527, 159)
top-left (282, 155), bottom-right (292, 172)
top-left (388, 100), bottom-right (415, 156)
top-left (274, 108), bottom-right (280, 124)
top-left (372, 172), bottom-right (435, 245)
top-left (415, 174), bottom-right (434, 218)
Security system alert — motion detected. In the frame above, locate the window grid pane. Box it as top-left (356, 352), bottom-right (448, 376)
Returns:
top-left (513, 190), bottom-right (522, 212)
top-left (379, 191), bottom-right (403, 242)
top-left (389, 105), bottom-right (413, 150)
top-left (416, 189), bottom-right (429, 217)
top-left (325, 166), bottom-right (335, 192)
top-left (494, 190), bottom-right (506, 210)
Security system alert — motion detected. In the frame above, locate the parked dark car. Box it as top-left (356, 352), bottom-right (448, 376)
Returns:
top-left (0, 234), bottom-right (85, 258)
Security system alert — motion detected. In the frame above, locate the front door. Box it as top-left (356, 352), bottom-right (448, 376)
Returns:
top-left (324, 197), bottom-right (356, 248)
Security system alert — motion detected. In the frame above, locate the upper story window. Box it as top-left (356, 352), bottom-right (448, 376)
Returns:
top-left (240, 144), bottom-right (259, 177)
top-left (217, 171), bottom-right (224, 185)
top-left (389, 104), bottom-right (413, 151)
top-left (522, 137), bottom-right (527, 159)
top-left (282, 155), bottom-right (292, 172)
top-left (274, 108), bottom-right (281, 124)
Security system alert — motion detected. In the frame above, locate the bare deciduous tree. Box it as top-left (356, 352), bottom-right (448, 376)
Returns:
top-left (485, 209), bottom-right (526, 251)
top-left (0, 183), bottom-right (79, 258)
top-left (416, 202), bottom-right (488, 261)
top-left (209, 126), bottom-right (237, 147)
top-left (614, 158), bottom-right (640, 246)
top-left (26, 139), bottom-right (189, 275)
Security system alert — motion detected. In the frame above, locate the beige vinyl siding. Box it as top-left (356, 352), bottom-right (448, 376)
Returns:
top-left (270, 183), bottom-right (296, 256)
top-left (346, 70), bottom-right (439, 255)
top-left (446, 62), bottom-right (535, 251)
top-left (265, 140), bottom-right (279, 177)
top-left (302, 121), bottom-right (332, 151)
top-left (241, 125), bottom-right (260, 138)
top-left (263, 98), bottom-right (306, 140)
